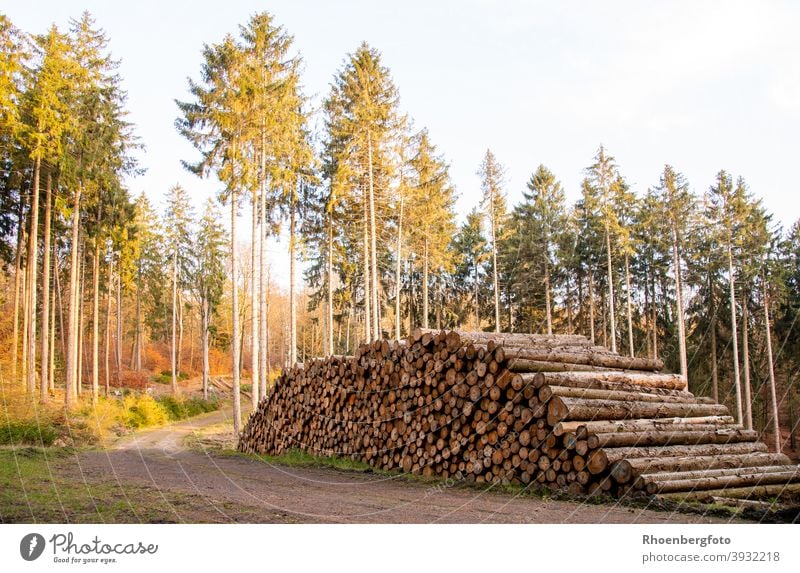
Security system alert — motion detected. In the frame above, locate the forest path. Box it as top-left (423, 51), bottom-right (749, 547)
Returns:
top-left (65, 406), bottom-right (742, 524)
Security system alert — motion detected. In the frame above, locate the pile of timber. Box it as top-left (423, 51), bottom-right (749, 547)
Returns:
top-left (238, 329), bottom-right (800, 504)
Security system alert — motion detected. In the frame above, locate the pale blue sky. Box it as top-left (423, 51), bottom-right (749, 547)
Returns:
top-left (5, 1), bottom-right (799, 285)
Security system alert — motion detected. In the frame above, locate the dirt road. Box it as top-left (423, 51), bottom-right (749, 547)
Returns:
top-left (67, 409), bottom-right (741, 524)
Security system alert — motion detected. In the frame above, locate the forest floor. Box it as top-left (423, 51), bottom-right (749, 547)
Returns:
top-left (0, 407), bottom-right (758, 524)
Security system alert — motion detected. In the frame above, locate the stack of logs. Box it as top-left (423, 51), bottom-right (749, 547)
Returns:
top-left (238, 329), bottom-right (800, 504)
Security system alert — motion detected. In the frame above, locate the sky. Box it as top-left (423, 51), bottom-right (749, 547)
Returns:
top-left (4, 0), bottom-right (800, 287)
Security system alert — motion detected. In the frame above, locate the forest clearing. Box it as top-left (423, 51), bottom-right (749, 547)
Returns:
top-left (1, 6), bottom-right (800, 525)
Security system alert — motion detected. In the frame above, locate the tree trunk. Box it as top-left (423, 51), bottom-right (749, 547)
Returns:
top-left (21, 250), bottom-right (28, 386)
top-left (289, 205), bottom-right (297, 365)
top-left (644, 270), bottom-right (652, 359)
top-left (55, 248), bottom-right (66, 360)
top-left (250, 188), bottom-right (259, 409)
top-left (134, 264), bottom-right (142, 371)
top-left (474, 260), bottom-right (479, 330)
top-left (171, 249), bottom-right (178, 394)
top-left (727, 246), bottom-right (744, 425)
top-left (650, 271), bottom-right (658, 359)
top-left (12, 194), bottom-right (25, 382)
top-left (92, 241), bottom-right (100, 403)
top-left (604, 222), bottom-right (616, 353)
top-left (671, 227), bottom-right (687, 378)
top-left (762, 272), bottom-right (781, 452)
top-left (742, 292), bottom-right (753, 430)
top-left (39, 172), bottom-right (52, 403)
top-left (422, 238), bottom-right (429, 329)
top-left (177, 289), bottom-right (184, 380)
top-left (65, 185), bottom-right (82, 408)
top-left (362, 193), bottom-right (371, 342)
top-left (77, 253), bottom-right (85, 395)
top-left (624, 252), bottom-right (634, 358)
top-left (367, 131), bottom-right (379, 340)
top-left (709, 273), bottom-right (719, 402)
top-left (544, 250), bottom-right (553, 336)
top-left (394, 197), bottom-right (403, 341)
top-left (231, 182), bottom-right (242, 436)
top-left (105, 258), bottom-right (112, 396)
top-left (259, 184), bottom-right (268, 397)
top-left (48, 260), bottom-right (56, 393)
top-left (588, 273), bottom-right (595, 344)
top-left (490, 190), bottom-right (500, 333)
top-left (263, 271), bottom-right (271, 397)
top-left (202, 299), bottom-right (209, 401)
top-left (26, 155), bottom-right (41, 395)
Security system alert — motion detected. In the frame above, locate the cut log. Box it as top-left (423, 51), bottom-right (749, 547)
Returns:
top-left (533, 371), bottom-right (688, 391)
top-left (586, 428), bottom-right (758, 449)
top-left (503, 347), bottom-right (663, 372)
top-left (657, 483), bottom-right (800, 502)
top-left (552, 416), bottom-right (736, 436)
top-left (609, 453), bottom-right (792, 484)
top-left (539, 385), bottom-right (702, 405)
top-left (547, 396), bottom-right (729, 426)
top-left (587, 442), bottom-right (769, 475)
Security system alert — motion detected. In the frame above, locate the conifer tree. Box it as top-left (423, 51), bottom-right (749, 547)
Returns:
top-left (586, 145), bottom-right (621, 352)
top-left (478, 149), bottom-right (506, 332)
top-left (194, 198), bottom-right (227, 400)
top-left (164, 184), bottom-right (194, 394)
top-left (655, 165), bottom-right (695, 377)
top-left (323, 43), bottom-right (400, 341)
top-left (406, 129), bottom-right (456, 329)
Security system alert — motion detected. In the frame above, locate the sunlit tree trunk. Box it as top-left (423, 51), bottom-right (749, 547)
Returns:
top-left (588, 273), bottom-right (595, 344)
top-left (741, 293), bottom-right (753, 430)
top-left (40, 173), bottom-right (53, 403)
top-left (259, 161), bottom-right (268, 396)
top-left (105, 258), bottom-right (112, 396)
top-left (367, 131), bottom-right (379, 339)
top-left (728, 247), bottom-right (744, 425)
top-left (671, 225), bottom-right (687, 378)
top-left (92, 241), bottom-right (100, 403)
top-left (26, 156), bottom-right (42, 395)
top-left (77, 254), bottom-right (85, 396)
top-left (201, 298), bottom-right (209, 401)
top-left (231, 174), bottom-right (242, 435)
top-left (48, 265), bottom-right (56, 394)
top-left (422, 238), bottom-right (429, 329)
top-left (762, 271), bottom-right (781, 452)
top-left (133, 262), bottom-right (142, 371)
top-left (177, 290), bottom-right (184, 380)
top-left (624, 253), bottom-right (633, 357)
top-left (264, 271), bottom-right (271, 386)
top-left (710, 301), bottom-right (719, 403)
top-left (474, 260), bottom-right (479, 330)
top-left (289, 205), bottom-right (297, 365)
top-left (394, 197), bottom-right (403, 341)
top-left (171, 248), bottom-right (178, 394)
top-left (65, 185), bottom-right (82, 408)
top-left (12, 196), bottom-right (25, 382)
top-left (250, 188), bottom-right (259, 409)
top-left (363, 195), bottom-right (371, 342)
top-left (604, 222), bottom-right (616, 353)
top-left (544, 254), bottom-right (552, 336)
top-left (489, 191), bottom-right (500, 333)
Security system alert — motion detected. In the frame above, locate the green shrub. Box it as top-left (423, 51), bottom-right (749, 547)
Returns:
top-left (0, 420), bottom-right (59, 446)
top-left (156, 395), bottom-right (219, 421)
top-left (122, 394), bottom-right (169, 428)
top-left (152, 370), bottom-right (190, 385)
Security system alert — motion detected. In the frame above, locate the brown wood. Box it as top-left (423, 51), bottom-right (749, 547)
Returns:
top-left (238, 329), bottom-right (800, 504)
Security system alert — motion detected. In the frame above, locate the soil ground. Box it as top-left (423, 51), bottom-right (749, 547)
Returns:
top-left (50, 408), bottom-right (746, 524)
